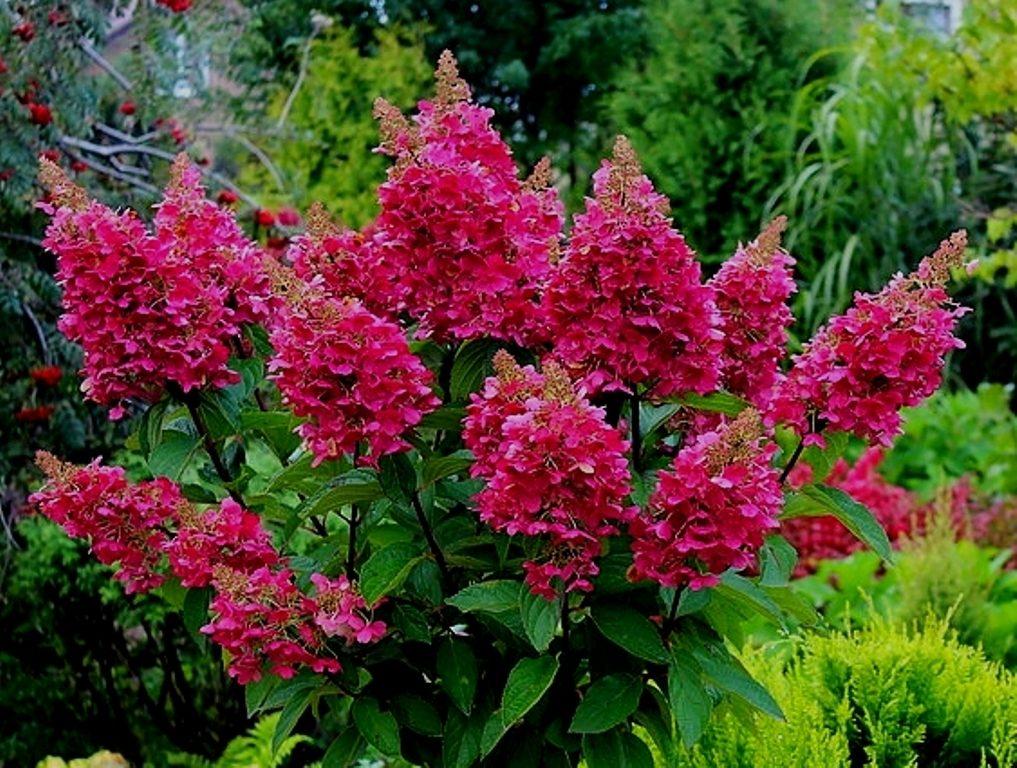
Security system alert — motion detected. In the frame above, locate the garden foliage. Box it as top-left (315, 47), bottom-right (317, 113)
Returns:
top-left (25, 52), bottom-right (975, 766)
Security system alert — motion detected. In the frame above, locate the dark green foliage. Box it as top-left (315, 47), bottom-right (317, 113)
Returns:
top-left (0, 517), bottom-right (245, 765)
top-left (606, 0), bottom-right (854, 258)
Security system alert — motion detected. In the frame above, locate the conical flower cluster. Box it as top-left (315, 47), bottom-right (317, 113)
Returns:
top-left (628, 409), bottom-right (782, 590)
top-left (710, 216), bottom-right (797, 408)
top-left (464, 352), bottom-right (635, 599)
top-left (544, 136), bottom-right (722, 397)
top-left (266, 263), bottom-right (439, 466)
top-left (373, 51), bottom-right (562, 345)
top-left (772, 232), bottom-right (970, 445)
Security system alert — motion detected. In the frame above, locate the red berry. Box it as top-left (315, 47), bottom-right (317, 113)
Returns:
top-left (28, 102), bottom-right (53, 126)
top-left (277, 207), bottom-right (301, 227)
top-left (71, 160), bottom-right (88, 173)
top-left (47, 9), bottom-right (69, 26)
top-left (30, 365), bottom-right (63, 387)
top-left (216, 189), bottom-right (238, 206)
top-left (39, 149), bottom-right (60, 162)
top-left (13, 21), bottom-right (36, 42)
top-left (119, 100), bottom-right (137, 116)
top-left (255, 209), bottom-right (276, 227)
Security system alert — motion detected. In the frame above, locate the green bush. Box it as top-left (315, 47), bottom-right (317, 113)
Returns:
top-left (879, 384), bottom-right (1017, 497)
top-left (606, 0), bottom-right (854, 258)
top-left (678, 619), bottom-right (1016, 767)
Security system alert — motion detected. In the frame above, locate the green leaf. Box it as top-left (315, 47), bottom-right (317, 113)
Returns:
top-left (419, 406), bottom-right (466, 431)
top-left (391, 604), bottom-right (431, 643)
top-left (782, 483), bottom-right (893, 562)
top-left (443, 708), bottom-right (481, 768)
top-left (678, 391), bottom-right (750, 416)
top-left (351, 698), bottom-right (401, 756)
top-left (420, 450), bottom-right (473, 488)
top-left (392, 694), bottom-right (442, 736)
top-left (378, 452), bottom-right (418, 500)
top-left (304, 479), bottom-right (384, 518)
top-left (692, 645), bottom-right (782, 720)
top-left (359, 542), bottom-right (422, 604)
top-left (244, 675), bottom-right (278, 718)
top-left (759, 535), bottom-right (798, 586)
top-left (450, 339), bottom-right (504, 402)
top-left (437, 638), bottom-right (478, 715)
top-left (801, 430), bottom-right (850, 483)
top-left (182, 587), bottom-right (211, 641)
top-left (322, 729), bottom-right (365, 768)
top-left (520, 590), bottom-right (558, 653)
top-left (582, 730), bottom-right (655, 768)
top-left (570, 674), bottom-right (642, 734)
top-left (590, 604), bottom-right (669, 663)
top-left (147, 430), bottom-right (199, 480)
top-left (668, 658), bottom-right (712, 747)
top-left (273, 685), bottom-right (314, 754)
top-left (447, 580), bottom-right (522, 615)
top-left (137, 400), bottom-right (168, 458)
top-left (715, 572), bottom-right (786, 627)
top-left (502, 655), bottom-right (558, 726)
top-left (240, 409), bottom-right (303, 457)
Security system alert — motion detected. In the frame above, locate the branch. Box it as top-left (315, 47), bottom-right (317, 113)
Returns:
top-left (60, 147), bottom-right (159, 195)
top-left (78, 36), bottom-right (133, 91)
top-left (276, 29), bottom-right (318, 131)
top-left (410, 490), bottom-right (451, 588)
top-left (0, 231), bottom-right (43, 248)
top-left (779, 437), bottom-right (806, 485)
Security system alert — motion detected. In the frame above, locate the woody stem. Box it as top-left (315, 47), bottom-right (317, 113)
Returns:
top-left (170, 384), bottom-right (243, 506)
top-left (779, 438), bottom-right (806, 485)
top-left (411, 490), bottom-right (450, 588)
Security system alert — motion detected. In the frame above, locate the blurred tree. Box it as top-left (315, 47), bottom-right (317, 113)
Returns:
top-left (234, 24), bottom-right (430, 227)
top-left (605, 0), bottom-right (855, 259)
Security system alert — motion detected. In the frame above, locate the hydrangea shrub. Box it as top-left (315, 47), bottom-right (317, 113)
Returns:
top-left (29, 53), bottom-right (972, 766)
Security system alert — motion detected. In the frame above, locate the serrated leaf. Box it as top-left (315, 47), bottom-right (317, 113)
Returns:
top-left (360, 542), bottom-right (422, 604)
top-left (304, 479), bottom-right (384, 518)
top-left (590, 604), bottom-right (669, 663)
top-left (502, 655), bottom-right (558, 726)
top-left (322, 729), bottom-right (365, 768)
top-left (392, 604), bottom-right (431, 643)
top-left (520, 590), bottom-right (558, 652)
top-left (182, 586), bottom-right (211, 640)
top-left (668, 658), bottom-right (712, 747)
top-left (392, 694), bottom-right (442, 736)
top-left (570, 674), bottom-right (642, 734)
top-left (759, 535), bottom-right (798, 586)
top-left (244, 675), bottom-right (278, 718)
top-left (378, 452), bottom-right (418, 500)
top-left (351, 698), bottom-right (400, 755)
top-left (802, 430), bottom-right (850, 483)
top-left (450, 339), bottom-right (503, 402)
top-left (715, 572), bottom-right (786, 627)
top-left (692, 645), bottom-right (782, 720)
top-left (438, 638), bottom-right (478, 715)
top-left (582, 730), bottom-right (655, 768)
top-left (782, 483), bottom-right (893, 562)
top-left (420, 450), bottom-right (473, 488)
top-left (148, 430), bottom-right (199, 480)
top-left (273, 685), bottom-right (314, 754)
top-left (447, 580), bottom-right (522, 614)
top-left (678, 391), bottom-right (750, 416)
top-left (419, 406), bottom-right (466, 431)
top-left (444, 708), bottom-right (481, 768)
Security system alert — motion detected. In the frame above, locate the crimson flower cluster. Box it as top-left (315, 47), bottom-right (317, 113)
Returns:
top-left (266, 264), bottom-right (440, 466)
top-left (710, 216), bottom-right (797, 409)
top-left (628, 409), bottom-right (783, 590)
top-left (544, 136), bottom-right (722, 397)
top-left (372, 51), bottom-right (562, 345)
top-left (772, 232), bottom-right (970, 446)
top-left (464, 352), bottom-right (635, 599)
top-left (30, 453), bottom-right (385, 683)
top-left (39, 157), bottom-right (272, 418)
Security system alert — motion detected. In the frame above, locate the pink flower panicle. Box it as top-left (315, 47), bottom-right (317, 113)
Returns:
top-left (463, 352), bottom-right (635, 599)
top-left (710, 216), bottom-right (797, 409)
top-left (772, 231), bottom-right (970, 446)
top-left (266, 262), bottom-right (439, 466)
top-left (628, 408), bottom-right (782, 590)
top-left (373, 51), bottom-right (562, 345)
top-left (31, 452), bottom-right (385, 684)
top-left (165, 498), bottom-right (279, 587)
top-left (30, 451), bottom-right (182, 593)
top-left (544, 136), bottom-right (722, 397)
top-left (287, 202), bottom-right (395, 317)
top-left (38, 158), bottom-right (266, 418)
top-left (782, 448), bottom-right (917, 574)
top-left (202, 565), bottom-right (341, 684)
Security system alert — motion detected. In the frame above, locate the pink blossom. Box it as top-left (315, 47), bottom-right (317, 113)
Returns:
top-left (710, 217), bottom-right (796, 409)
top-left (30, 451), bottom-right (182, 593)
top-left (544, 136), bottom-right (722, 397)
top-left (202, 565), bottom-right (341, 684)
top-left (309, 573), bottom-right (387, 644)
top-left (372, 51), bottom-right (562, 345)
top-left (164, 498), bottom-right (279, 587)
top-left (38, 158), bottom-right (268, 418)
top-left (464, 352), bottom-right (635, 599)
top-left (628, 409), bottom-right (782, 590)
top-left (771, 231), bottom-right (970, 446)
top-left (266, 263), bottom-right (439, 466)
